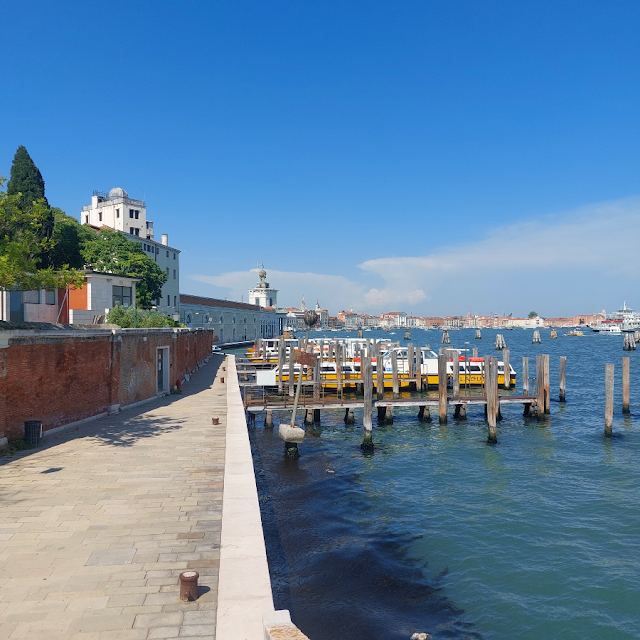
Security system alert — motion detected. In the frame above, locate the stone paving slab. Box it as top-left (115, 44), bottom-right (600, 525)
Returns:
top-left (0, 355), bottom-right (226, 640)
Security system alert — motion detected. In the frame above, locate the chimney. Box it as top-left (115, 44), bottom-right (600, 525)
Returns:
top-left (161, 234), bottom-right (168, 246)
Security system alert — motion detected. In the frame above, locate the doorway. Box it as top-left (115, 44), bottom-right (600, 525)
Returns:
top-left (156, 347), bottom-right (170, 394)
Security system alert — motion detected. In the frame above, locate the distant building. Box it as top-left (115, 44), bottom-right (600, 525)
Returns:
top-left (381, 311), bottom-right (407, 328)
top-left (81, 188), bottom-right (180, 316)
top-left (248, 265), bottom-right (278, 308)
top-left (179, 294), bottom-right (284, 343)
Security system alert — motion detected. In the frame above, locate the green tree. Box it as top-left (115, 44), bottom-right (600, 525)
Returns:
top-left (81, 229), bottom-right (168, 307)
top-left (6, 146), bottom-right (53, 243)
top-left (106, 304), bottom-right (175, 328)
top-left (0, 179), bottom-right (83, 291)
top-left (528, 311), bottom-right (538, 319)
top-left (48, 208), bottom-right (96, 270)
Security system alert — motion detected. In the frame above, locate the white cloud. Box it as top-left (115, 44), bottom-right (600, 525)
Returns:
top-left (189, 196), bottom-right (640, 317)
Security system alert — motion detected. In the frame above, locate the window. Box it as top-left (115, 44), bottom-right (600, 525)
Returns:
top-left (85, 216), bottom-right (89, 223)
top-left (135, 210), bottom-right (139, 219)
top-left (166, 250), bottom-right (169, 257)
top-left (143, 243), bottom-right (147, 251)
top-left (156, 247), bottom-right (159, 254)
top-left (174, 296), bottom-right (177, 306)
top-left (173, 270), bottom-right (176, 279)
top-left (255, 298), bottom-right (259, 305)
top-left (173, 252), bottom-right (176, 259)
top-left (45, 290), bottom-right (55, 305)
top-left (129, 210), bottom-right (134, 218)
top-left (130, 228), bottom-right (134, 234)
top-left (116, 209), bottom-right (120, 218)
top-left (98, 212), bottom-right (102, 222)
top-left (166, 268), bottom-right (169, 275)
top-left (23, 290), bottom-right (40, 304)
top-left (135, 228), bottom-right (139, 236)
top-left (167, 296), bottom-right (170, 306)
top-left (112, 285), bottom-right (132, 308)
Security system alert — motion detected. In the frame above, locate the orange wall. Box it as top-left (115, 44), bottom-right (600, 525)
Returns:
top-left (68, 280), bottom-right (88, 310)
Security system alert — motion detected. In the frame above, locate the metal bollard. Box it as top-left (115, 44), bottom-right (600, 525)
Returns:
top-left (179, 571), bottom-right (199, 601)
top-left (211, 417), bottom-right (219, 425)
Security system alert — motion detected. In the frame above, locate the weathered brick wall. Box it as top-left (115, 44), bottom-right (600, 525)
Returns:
top-left (0, 328), bottom-right (213, 441)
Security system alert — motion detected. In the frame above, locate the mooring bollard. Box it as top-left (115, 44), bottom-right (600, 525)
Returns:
top-left (384, 405), bottom-right (393, 424)
top-left (179, 571), bottom-right (199, 601)
top-left (605, 363), bottom-right (614, 436)
top-left (211, 416), bottom-right (219, 425)
top-left (622, 356), bottom-right (630, 414)
top-left (264, 411), bottom-right (273, 428)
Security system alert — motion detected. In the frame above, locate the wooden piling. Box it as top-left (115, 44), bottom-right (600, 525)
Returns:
top-left (288, 346), bottom-right (295, 397)
top-left (304, 409), bottom-right (314, 424)
top-left (559, 356), bottom-right (566, 402)
top-left (438, 353), bottom-right (447, 424)
top-left (363, 358), bottom-right (373, 439)
top-left (522, 356), bottom-right (529, 396)
top-left (408, 343), bottom-right (414, 389)
top-left (384, 405), bottom-right (393, 424)
top-left (375, 341), bottom-right (384, 400)
top-left (473, 347), bottom-right (478, 358)
top-left (313, 409), bottom-right (321, 423)
top-left (264, 410), bottom-right (274, 428)
top-left (416, 346), bottom-right (423, 392)
top-left (622, 356), bottom-right (630, 414)
top-left (536, 355), bottom-right (545, 418)
top-left (277, 338), bottom-right (285, 395)
top-left (605, 363), bottom-right (614, 436)
top-left (336, 343), bottom-right (343, 398)
top-left (487, 357), bottom-right (498, 443)
top-left (503, 348), bottom-right (510, 390)
top-left (452, 351), bottom-right (460, 398)
top-left (392, 350), bottom-right (399, 398)
top-left (544, 354), bottom-right (550, 413)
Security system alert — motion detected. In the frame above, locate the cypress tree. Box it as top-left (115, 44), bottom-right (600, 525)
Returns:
top-left (6, 145), bottom-right (54, 247)
top-left (7, 146), bottom-right (49, 209)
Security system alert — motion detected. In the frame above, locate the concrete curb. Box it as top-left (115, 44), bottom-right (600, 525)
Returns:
top-left (216, 355), bottom-right (275, 639)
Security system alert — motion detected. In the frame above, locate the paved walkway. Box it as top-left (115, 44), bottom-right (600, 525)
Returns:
top-left (0, 354), bottom-right (226, 640)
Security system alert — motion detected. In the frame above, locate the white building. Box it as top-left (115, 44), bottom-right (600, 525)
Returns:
top-left (179, 295), bottom-right (284, 343)
top-left (81, 188), bottom-right (180, 316)
top-left (248, 265), bottom-right (278, 308)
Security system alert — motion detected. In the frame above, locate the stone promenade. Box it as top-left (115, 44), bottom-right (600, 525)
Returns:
top-left (0, 354), bottom-right (226, 640)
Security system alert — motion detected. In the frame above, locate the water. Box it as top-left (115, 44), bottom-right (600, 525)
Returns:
top-left (248, 328), bottom-right (640, 640)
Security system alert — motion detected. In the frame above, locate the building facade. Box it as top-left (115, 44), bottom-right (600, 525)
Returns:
top-left (179, 294), bottom-right (284, 343)
top-left (247, 265), bottom-right (278, 308)
top-left (81, 188), bottom-right (180, 316)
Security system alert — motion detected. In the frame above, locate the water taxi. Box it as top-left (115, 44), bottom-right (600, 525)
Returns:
top-left (566, 330), bottom-right (584, 336)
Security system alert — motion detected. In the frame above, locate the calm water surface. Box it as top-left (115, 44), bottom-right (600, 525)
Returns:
top-left (246, 329), bottom-right (640, 640)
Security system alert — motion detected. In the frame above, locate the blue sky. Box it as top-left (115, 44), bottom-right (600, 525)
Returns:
top-left (2, 1), bottom-right (639, 316)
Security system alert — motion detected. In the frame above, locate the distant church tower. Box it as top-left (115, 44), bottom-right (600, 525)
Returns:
top-left (248, 264), bottom-right (278, 308)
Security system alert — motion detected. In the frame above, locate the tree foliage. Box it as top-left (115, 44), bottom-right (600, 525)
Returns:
top-left (0, 180), bottom-right (84, 291)
top-left (81, 229), bottom-right (168, 307)
top-left (6, 146), bottom-right (53, 243)
top-left (106, 304), bottom-right (175, 328)
top-left (528, 311), bottom-right (538, 318)
top-left (48, 208), bottom-right (96, 270)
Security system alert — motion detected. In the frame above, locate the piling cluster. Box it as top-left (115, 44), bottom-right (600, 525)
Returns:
top-left (495, 334), bottom-right (506, 350)
top-left (623, 333), bottom-right (636, 350)
top-left (532, 330), bottom-right (542, 344)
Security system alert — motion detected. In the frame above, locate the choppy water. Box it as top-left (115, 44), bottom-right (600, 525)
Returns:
top-left (246, 328), bottom-right (640, 640)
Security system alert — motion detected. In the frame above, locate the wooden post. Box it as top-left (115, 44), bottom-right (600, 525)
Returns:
top-left (503, 348), bottom-right (510, 390)
top-left (362, 358), bottom-right (373, 449)
top-left (416, 346), bottom-right (423, 392)
top-left (452, 352), bottom-right (460, 398)
top-left (264, 410), bottom-right (273, 428)
top-left (336, 343), bottom-right (343, 398)
top-left (484, 355), bottom-right (490, 402)
top-left (473, 347), bottom-right (478, 358)
top-left (375, 342), bottom-right (384, 400)
top-left (392, 349), bottom-right (399, 398)
top-left (536, 355), bottom-right (545, 418)
top-left (288, 346), bottom-right (295, 397)
top-left (559, 356), bottom-right (566, 402)
top-left (487, 357), bottom-right (498, 442)
top-left (605, 363), bottom-right (614, 436)
top-left (522, 356), bottom-right (529, 395)
top-left (313, 356), bottom-right (320, 399)
top-left (407, 343), bottom-right (414, 390)
top-left (313, 408), bottom-right (321, 423)
top-left (622, 356), bottom-right (630, 414)
top-left (277, 338), bottom-right (285, 395)
top-left (438, 353), bottom-right (447, 424)
top-left (544, 354), bottom-right (550, 413)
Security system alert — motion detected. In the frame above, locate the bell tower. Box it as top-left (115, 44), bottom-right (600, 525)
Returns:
top-left (248, 264), bottom-right (278, 308)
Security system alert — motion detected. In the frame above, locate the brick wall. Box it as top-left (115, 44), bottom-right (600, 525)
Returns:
top-left (0, 328), bottom-right (213, 441)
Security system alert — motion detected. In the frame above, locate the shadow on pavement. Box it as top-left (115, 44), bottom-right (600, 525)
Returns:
top-left (0, 353), bottom-right (226, 465)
